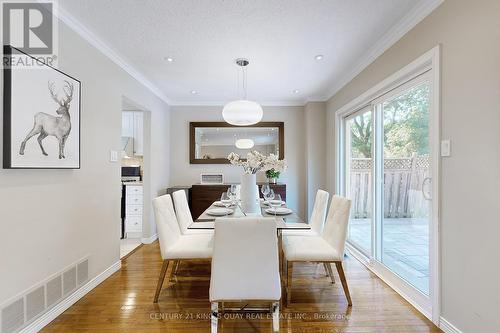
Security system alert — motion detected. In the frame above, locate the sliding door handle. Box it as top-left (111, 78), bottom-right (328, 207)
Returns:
top-left (422, 177), bottom-right (432, 201)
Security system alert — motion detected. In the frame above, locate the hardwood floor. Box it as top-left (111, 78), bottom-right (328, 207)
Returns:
top-left (42, 241), bottom-right (441, 333)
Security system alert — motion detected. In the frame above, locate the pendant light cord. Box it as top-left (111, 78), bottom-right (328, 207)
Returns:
top-left (234, 58), bottom-right (249, 100)
top-left (243, 65), bottom-right (247, 100)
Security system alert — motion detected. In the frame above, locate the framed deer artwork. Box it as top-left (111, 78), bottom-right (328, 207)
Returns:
top-left (3, 46), bottom-right (81, 169)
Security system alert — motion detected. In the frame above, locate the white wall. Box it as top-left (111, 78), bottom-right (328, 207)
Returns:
top-left (304, 102), bottom-right (327, 217)
top-left (326, 0), bottom-right (500, 331)
top-left (0, 18), bottom-right (170, 306)
top-left (169, 105), bottom-right (306, 218)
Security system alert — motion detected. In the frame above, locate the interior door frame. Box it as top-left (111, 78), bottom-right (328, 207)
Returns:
top-left (334, 46), bottom-right (441, 324)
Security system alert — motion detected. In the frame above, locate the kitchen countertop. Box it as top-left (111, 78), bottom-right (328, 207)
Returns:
top-left (122, 182), bottom-right (143, 186)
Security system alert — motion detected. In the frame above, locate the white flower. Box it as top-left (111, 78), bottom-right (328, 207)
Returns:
top-left (227, 151), bottom-right (287, 175)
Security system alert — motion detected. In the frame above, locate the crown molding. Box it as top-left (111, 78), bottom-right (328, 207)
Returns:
top-left (320, 0), bottom-right (444, 101)
top-left (55, 5), bottom-right (171, 105)
top-left (168, 100), bottom-right (306, 107)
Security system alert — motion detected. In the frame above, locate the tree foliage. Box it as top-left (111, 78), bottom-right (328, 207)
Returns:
top-left (350, 83), bottom-right (429, 158)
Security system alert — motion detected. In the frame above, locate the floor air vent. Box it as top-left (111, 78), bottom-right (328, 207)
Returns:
top-left (46, 276), bottom-right (62, 309)
top-left (0, 256), bottom-right (89, 333)
top-left (63, 267), bottom-right (77, 296)
top-left (77, 260), bottom-right (89, 286)
top-left (1, 298), bottom-right (24, 333)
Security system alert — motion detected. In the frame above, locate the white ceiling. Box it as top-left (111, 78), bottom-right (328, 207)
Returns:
top-left (59, 0), bottom-right (437, 105)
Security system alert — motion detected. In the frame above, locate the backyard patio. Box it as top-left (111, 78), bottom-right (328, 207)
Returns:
top-left (349, 217), bottom-right (429, 294)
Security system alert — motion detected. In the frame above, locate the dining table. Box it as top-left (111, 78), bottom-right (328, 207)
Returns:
top-left (189, 199), bottom-right (310, 283)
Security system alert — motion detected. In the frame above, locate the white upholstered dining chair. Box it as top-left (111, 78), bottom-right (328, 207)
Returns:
top-left (210, 217), bottom-right (281, 333)
top-left (172, 189), bottom-right (213, 235)
top-left (152, 194), bottom-right (213, 303)
top-left (282, 189), bottom-right (329, 237)
top-left (283, 195), bottom-right (352, 306)
top-left (282, 190), bottom-right (332, 281)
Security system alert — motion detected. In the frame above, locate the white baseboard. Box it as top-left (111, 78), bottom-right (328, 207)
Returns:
top-left (439, 317), bottom-right (463, 333)
top-left (20, 261), bottom-right (121, 333)
top-left (142, 233), bottom-right (158, 244)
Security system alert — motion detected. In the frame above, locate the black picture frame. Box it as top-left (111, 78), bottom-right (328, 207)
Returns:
top-left (3, 45), bottom-right (81, 169)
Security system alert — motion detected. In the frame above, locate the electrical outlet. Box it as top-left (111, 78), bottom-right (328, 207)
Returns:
top-left (110, 150), bottom-right (118, 162)
top-left (441, 140), bottom-right (451, 157)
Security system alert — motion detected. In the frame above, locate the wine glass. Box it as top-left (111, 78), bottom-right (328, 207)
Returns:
top-left (227, 189), bottom-right (237, 206)
top-left (229, 184), bottom-right (237, 196)
top-left (228, 184), bottom-right (238, 202)
top-left (264, 189), bottom-right (275, 206)
top-left (270, 193), bottom-right (282, 216)
top-left (220, 192), bottom-right (232, 209)
top-left (261, 184), bottom-right (270, 199)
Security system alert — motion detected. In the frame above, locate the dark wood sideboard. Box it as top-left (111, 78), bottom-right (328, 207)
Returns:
top-left (168, 183), bottom-right (286, 220)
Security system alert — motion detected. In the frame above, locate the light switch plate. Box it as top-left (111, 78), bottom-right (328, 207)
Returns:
top-left (441, 140), bottom-right (451, 157)
top-left (110, 150), bottom-right (118, 162)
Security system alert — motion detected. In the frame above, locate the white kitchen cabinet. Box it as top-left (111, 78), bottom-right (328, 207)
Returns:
top-left (121, 111), bottom-right (143, 157)
top-left (122, 111), bottom-right (134, 137)
top-left (125, 184), bottom-right (143, 236)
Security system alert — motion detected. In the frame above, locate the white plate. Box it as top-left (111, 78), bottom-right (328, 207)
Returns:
top-left (265, 207), bottom-right (292, 215)
top-left (263, 200), bottom-right (286, 206)
top-left (213, 201), bottom-right (235, 207)
top-left (206, 208), bottom-right (233, 216)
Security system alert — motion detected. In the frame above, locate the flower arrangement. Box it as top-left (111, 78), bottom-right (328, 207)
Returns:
top-left (264, 153), bottom-right (287, 181)
top-left (227, 151), bottom-right (287, 175)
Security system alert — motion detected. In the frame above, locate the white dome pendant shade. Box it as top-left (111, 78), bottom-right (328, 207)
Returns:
top-left (235, 138), bottom-right (255, 149)
top-left (223, 58), bottom-right (263, 126)
top-left (222, 100), bottom-right (263, 126)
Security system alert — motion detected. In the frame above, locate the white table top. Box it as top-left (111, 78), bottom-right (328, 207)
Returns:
top-left (190, 201), bottom-right (310, 230)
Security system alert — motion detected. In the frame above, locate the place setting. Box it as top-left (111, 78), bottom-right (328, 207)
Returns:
top-left (206, 187), bottom-right (238, 216)
top-left (261, 185), bottom-right (292, 216)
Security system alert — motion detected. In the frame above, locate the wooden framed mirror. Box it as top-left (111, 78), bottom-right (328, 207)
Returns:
top-left (189, 122), bottom-right (284, 164)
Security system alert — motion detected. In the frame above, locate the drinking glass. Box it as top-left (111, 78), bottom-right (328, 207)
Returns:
top-left (264, 189), bottom-right (275, 206)
top-left (261, 184), bottom-right (270, 198)
top-left (270, 193), bottom-right (282, 215)
top-left (220, 192), bottom-right (232, 208)
top-left (227, 189), bottom-right (237, 206)
top-left (228, 185), bottom-right (238, 202)
top-left (229, 184), bottom-right (237, 195)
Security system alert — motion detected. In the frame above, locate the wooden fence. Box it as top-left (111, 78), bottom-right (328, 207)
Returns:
top-left (349, 155), bottom-right (430, 219)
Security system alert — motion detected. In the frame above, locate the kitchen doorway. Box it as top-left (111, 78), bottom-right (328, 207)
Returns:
top-left (120, 97), bottom-right (147, 259)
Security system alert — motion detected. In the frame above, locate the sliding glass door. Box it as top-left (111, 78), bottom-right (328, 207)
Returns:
top-left (380, 80), bottom-right (431, 295)
top-left (345, 109), bottom-right (373, 256)
top-left (342, 73), bottom-right (434, 298)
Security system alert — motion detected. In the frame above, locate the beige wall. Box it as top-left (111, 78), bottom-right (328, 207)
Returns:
top-left (0, 19), bottom-right (170, 305)
top-left (326, 0), bottom-right (500, 331)
top-left (304, 102), bottom-right (327, 217)
top-left (169, 105), bottom-right (306, 219)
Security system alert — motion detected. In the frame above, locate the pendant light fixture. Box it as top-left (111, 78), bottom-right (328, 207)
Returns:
top-left (222, 58), bottom-right (263, 126)
top-left (235, 138), bottom-right (255, 149)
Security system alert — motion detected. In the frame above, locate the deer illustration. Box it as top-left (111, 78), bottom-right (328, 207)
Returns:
top-left (19, 80), bottom-right (74, 159)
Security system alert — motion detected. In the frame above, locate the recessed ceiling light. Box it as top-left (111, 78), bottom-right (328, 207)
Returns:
top-left (191, 90), bottom-right (197, 94)
top-left (293, 89), bottom-right (300, 94)
top-left (165, 57), bottom-right (174, 62)
top-left (315, 54), bottom-right (324, 60)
